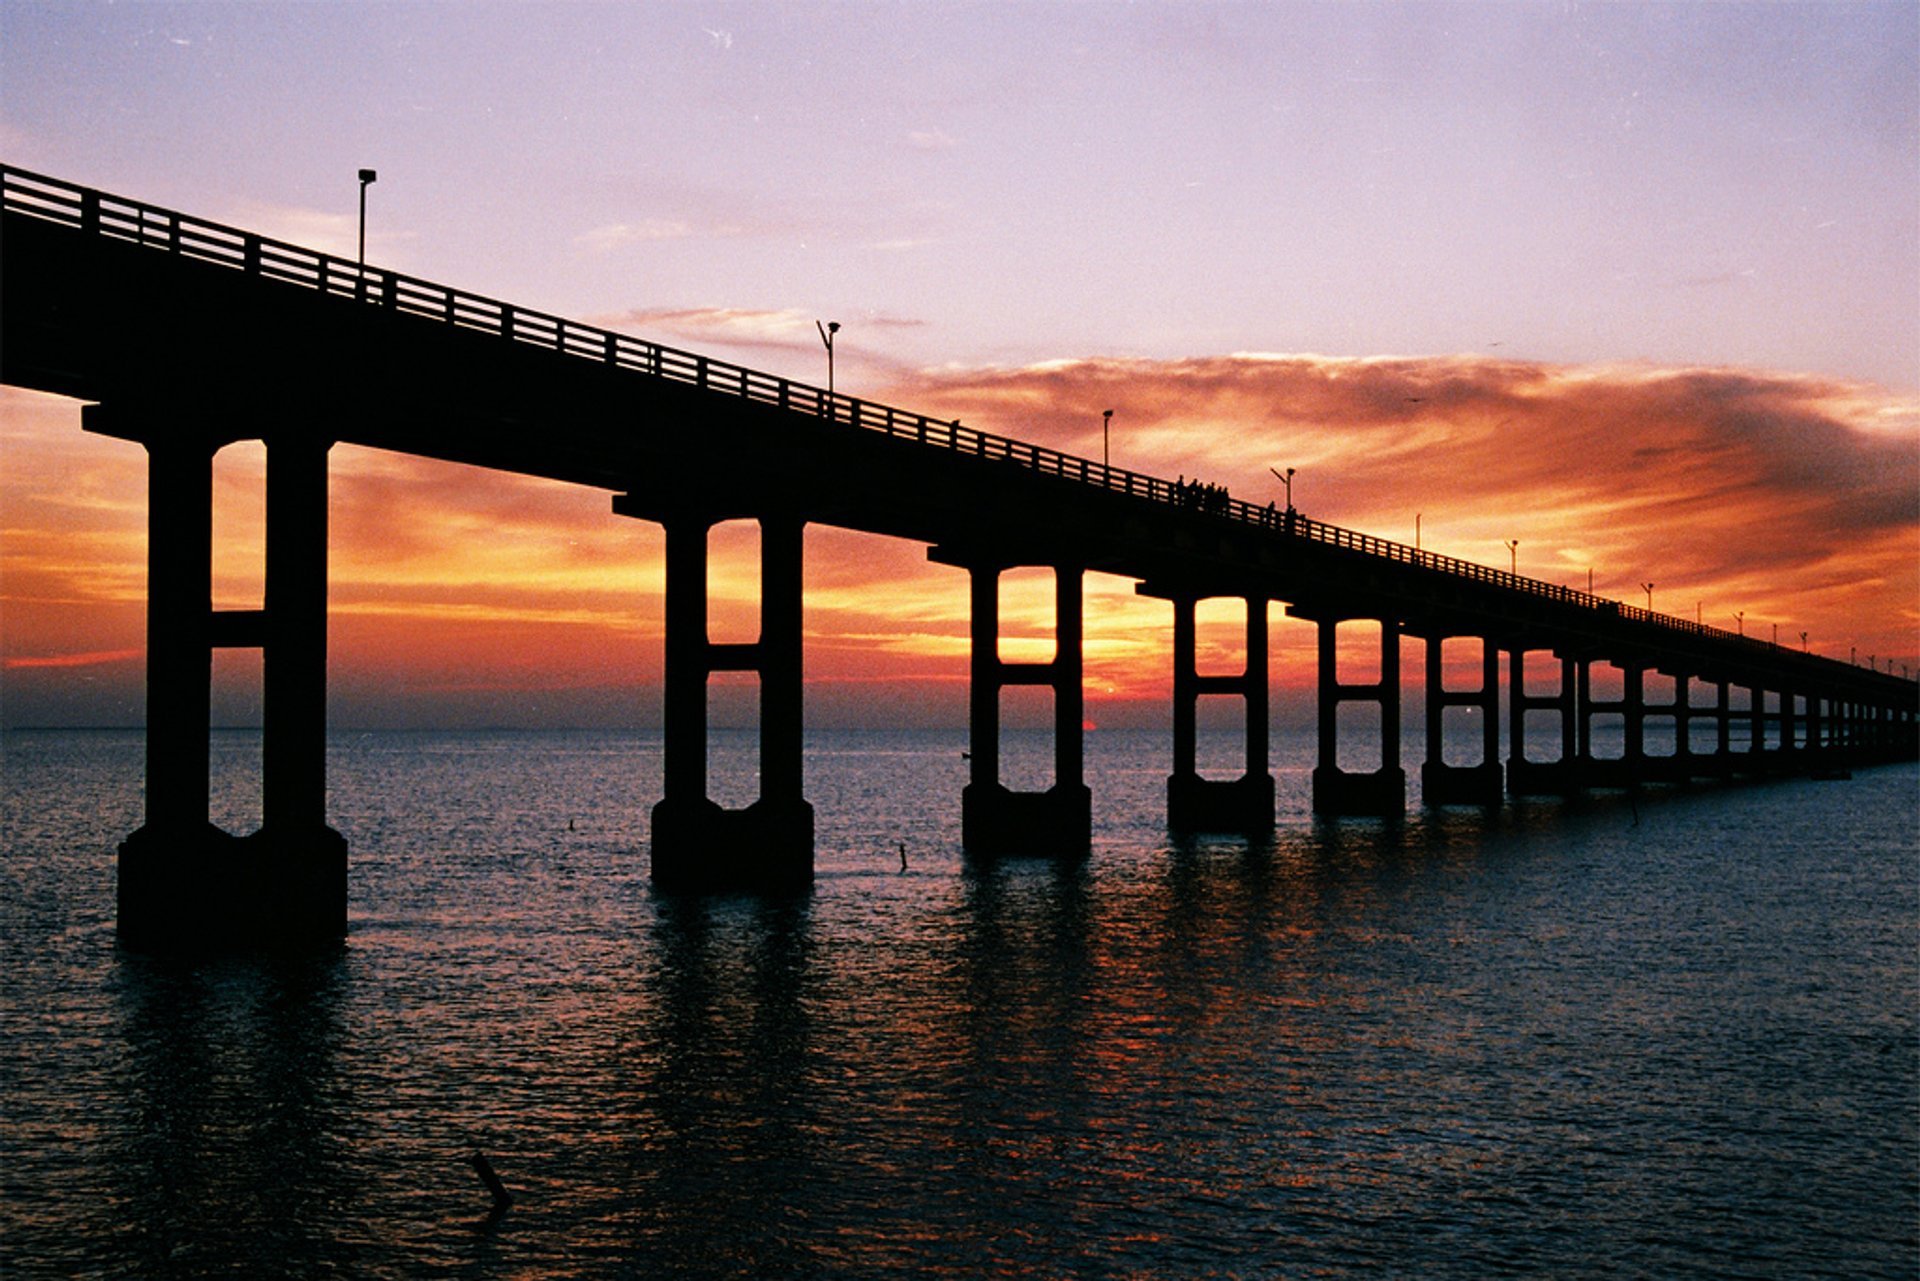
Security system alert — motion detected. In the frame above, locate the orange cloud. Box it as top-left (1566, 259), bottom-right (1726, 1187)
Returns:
top-left (880, 354), bottom-right (1919, 665)
top-left (4, 648), bottom-right (142, 670)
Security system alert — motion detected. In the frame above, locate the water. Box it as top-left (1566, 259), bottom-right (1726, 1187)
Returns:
top-left (2, 727), bottom-right (1915, 1278)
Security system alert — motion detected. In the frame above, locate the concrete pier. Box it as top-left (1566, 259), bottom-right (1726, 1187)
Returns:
top-left (628, 505), bottom-right (814, 892)
top-left (1154, 592), bottom-right (1275, 833)
top-left (100, 413), bottom-right (347, 950)
top-left (1307, 616), bottom-right (1406, 816)
top-left (940, 554), bottom-right (1090, 857)
top-left (1420, 634), bottom-right (1503, 806)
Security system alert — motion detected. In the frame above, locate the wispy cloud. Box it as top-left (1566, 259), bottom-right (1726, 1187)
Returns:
top-left (905, 129), bottom-right (960, 152)
top-left (592, 306), bottom-right (925, 355)
top-left (222, 200), bottom-right (413, 262)
top-left (574, 218), bottom-right (753, 252)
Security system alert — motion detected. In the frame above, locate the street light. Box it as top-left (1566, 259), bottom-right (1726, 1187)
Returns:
top-left (357, 168), bottom-right (377, 270)
top-left (1799, 631), bottom-right (1808, 652)
top-left (1734, 611), bottom-right (1745, 636)
top-left (816, 319), bottom-right (840, 394)
top-left (1103, 409), bottom-right (1113, 470)
top-left (1268, 466), bottom-right (1295, 509)
top-left (1505, 539), bottom-right (1519, 575)
top-left (1641, 581), bottom-right (1654, 611)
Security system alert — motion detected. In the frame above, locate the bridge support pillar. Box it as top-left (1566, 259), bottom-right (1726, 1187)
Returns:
top-left (95, 410), bottom-right (347, 951)
top-left (1746, 685), bottom-right (1774, 772)
top-left (639, 509), bottom-right (813, 892)
top-left (1309, 617), bottom-right (1405, 816)
top-left (1419, 634), bottom-right (1503, 806)
top-left (1156, 593), bottom-right (1274, 832)
top-left (1578, 659), bottom-right (1645, 788)
top-left (943, 556), bottom-right (1090, 857)
top-left (1641, 671), bottom-right (1692, 783)
top-left (1507, 649), bottom-right (1581, 796)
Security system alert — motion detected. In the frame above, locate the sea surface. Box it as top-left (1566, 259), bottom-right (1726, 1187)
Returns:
top-left (2, 726), bottom-right (1915, 1279)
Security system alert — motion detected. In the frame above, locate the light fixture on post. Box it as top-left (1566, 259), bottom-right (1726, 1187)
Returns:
top-left (816, 320), bottom-right (840, 395)
top-left (357, 168), bottom-right (377, 270)
top-left (1102, 409), bottom-right (1113, 470)
top-left (1505, 539), bottom-right (1519, 576)
top-left (1268, 466), bottom-right (1295, 510)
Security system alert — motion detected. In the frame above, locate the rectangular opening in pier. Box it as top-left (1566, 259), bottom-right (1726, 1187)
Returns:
top-left (705, 519), bottom-right (762, 645)
top-left (210, 648), bottom-right (263, 832)
top-left (211, 441), bottom-right (266, 613)
top-left (994, 567), bottom-right (1057, 665)
top-left (1522, 708), bottom-right (1565, 762)
top-left (1643, 672), bottom-right (1679, 757)
top-left (1519, 650), bottom-right (1564, 700)
top-left (1335, 700), bottom-right (1390, 773)
top-left (1332, 619), bottom-right (1383, 685)
top-left (1195, 694), bottom-right (1246, 778)
top-left (1432, 636), bottom-right (1493, 695)
top-left (707, 675), bottom-right (760, 809)
top-left (1440, 704), bottom-right (1487, 766)
top-left (1587, 711), bottom-right (1626, 761)
top-left (1194, 597), bottom-right (1246, 675)
top-left (998, 686), bottom-right (1056, 791)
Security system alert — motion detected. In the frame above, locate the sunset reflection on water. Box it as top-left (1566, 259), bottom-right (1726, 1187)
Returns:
top-left (2, 728), bottom-right (1914, 1277)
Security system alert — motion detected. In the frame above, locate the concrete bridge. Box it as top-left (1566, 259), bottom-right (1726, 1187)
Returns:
top-left (3, 164), bottom-right (1913, 948)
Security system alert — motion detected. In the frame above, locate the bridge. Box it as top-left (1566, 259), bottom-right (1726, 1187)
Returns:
top-left (3, 164), bottom-right (1913, 948)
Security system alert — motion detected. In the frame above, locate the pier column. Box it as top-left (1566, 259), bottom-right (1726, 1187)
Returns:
top-left (1158, 593), bottom-right (1275, 832)
top-left (140, 437), bottom-right (215, 835)
top-left (1507, 648), bottom-right (1581, 796)
top-left (1577, 659), bottom-right (1643, 788)
top-left (1623, 663), bottom-right (1646, 783)
top-left (1420, 634), bottom-right (1503, 806)
top-left (1675, 674), bottom-right (1694, 764)
top-left (256, 432), bottom-right (348, 932)
top-left (1310, 616), bottom-right (1405, 816)
top-left (760, 515), bottom-right (806, 810)
top-left (96, 405), bottom-right (348, 951)
top-left (659, 513), bottom-right (712, 811)
top-left (637, 506), bottom-right (814, 891)
top-left (941, 553), bottom-right (1090, 857)
top-left (262, 433), bottom-right (334, 837)
top-left (1748, 685), bottom-right (1770, 769)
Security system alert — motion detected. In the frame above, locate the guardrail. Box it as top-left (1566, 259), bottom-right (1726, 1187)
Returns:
top-left (0, 163), bottom-right (1877, 676)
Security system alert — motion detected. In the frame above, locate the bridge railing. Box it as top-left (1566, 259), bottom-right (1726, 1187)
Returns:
top-left (0, 164), bottom-right (1861, 674)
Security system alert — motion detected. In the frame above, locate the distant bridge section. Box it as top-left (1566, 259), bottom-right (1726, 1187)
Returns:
top-left (3, 164), bottom-right (1912, 948)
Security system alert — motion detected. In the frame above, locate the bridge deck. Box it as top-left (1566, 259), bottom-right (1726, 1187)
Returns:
top-left (1, 162), bottom-right (1907, 704)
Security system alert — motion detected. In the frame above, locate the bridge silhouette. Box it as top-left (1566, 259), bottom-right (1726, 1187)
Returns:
top-left (3, 164), bottom-right (1913, 949)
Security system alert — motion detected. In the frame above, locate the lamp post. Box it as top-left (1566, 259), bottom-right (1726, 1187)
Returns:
top-left (1268, 466), bottom-right (1294, 509)
top-left (1102, 409), bottom-right (1113, 470)
top-left (1641, 581), bottom-right (1654, 611)
top-left (357, 168), bottom-right (377, 270)
top-left (816, 320), bottom-right (840, 395)
top-left (1415, 512), bottom-right (1421, 550)
top-left (1734, 611), bottom-right (1745, 637)
top-left (1799, 631), bottom-right (1808, 652)
top-left (1505, 539), bottom-right (1519, 575)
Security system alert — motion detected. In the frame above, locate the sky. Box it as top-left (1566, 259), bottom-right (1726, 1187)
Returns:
top-left (1, 0), bottom-right (1916, 730)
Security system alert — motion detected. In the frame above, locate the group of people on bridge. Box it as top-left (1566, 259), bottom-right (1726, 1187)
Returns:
top-left (1174, 476), bottom-right (1298, 534)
